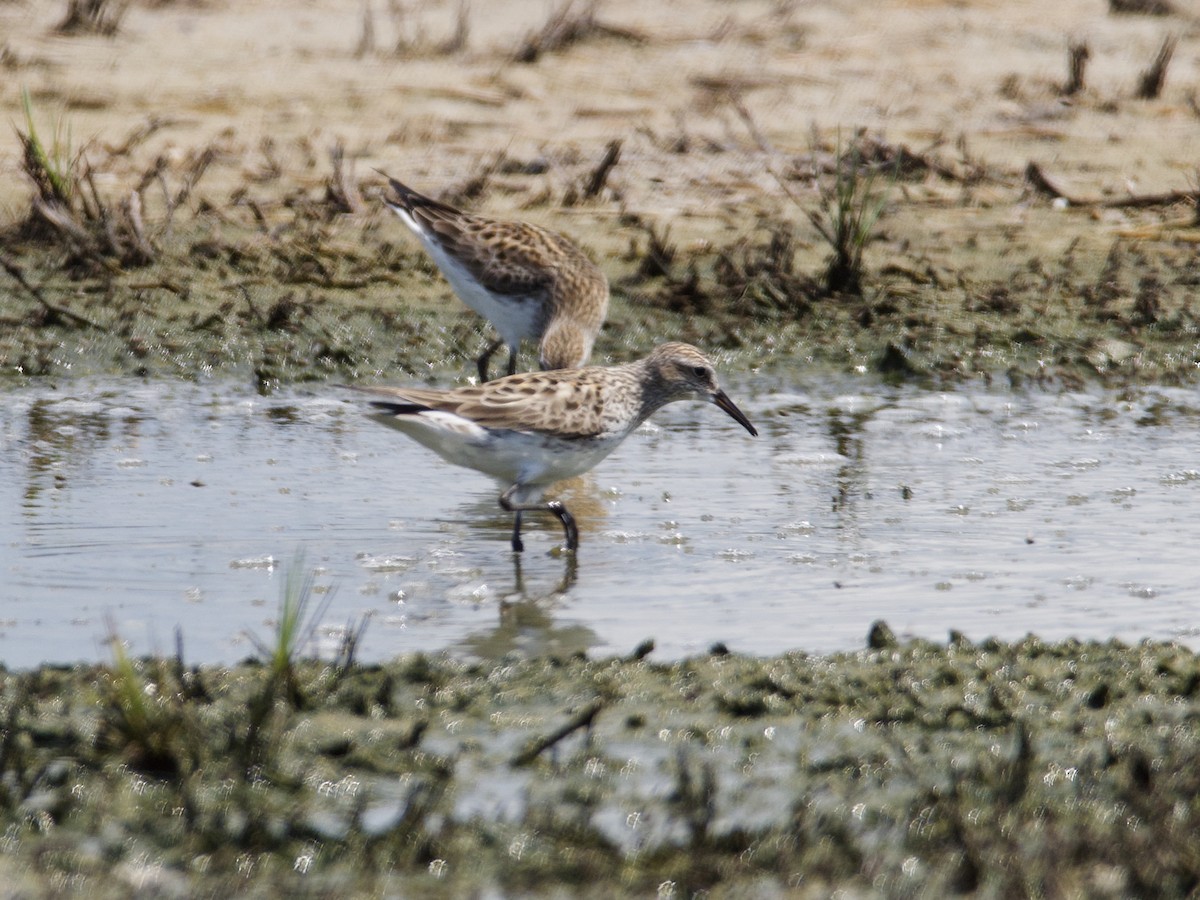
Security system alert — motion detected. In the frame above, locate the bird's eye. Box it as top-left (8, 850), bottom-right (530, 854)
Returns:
top-left (692, 365), bottom-right (708, 379)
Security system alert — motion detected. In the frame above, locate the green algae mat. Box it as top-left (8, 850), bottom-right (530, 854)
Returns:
top-left (2, 625), bottom-right (1198, 897)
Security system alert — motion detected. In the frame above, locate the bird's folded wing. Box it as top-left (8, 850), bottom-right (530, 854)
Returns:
top-left (429, 218), bottom-right (561, 298)
top-left (350, 377), bottom-right (606, 439)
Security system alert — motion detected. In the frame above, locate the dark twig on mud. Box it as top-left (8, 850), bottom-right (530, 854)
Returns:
top-left (1024, 161), bottom-right (1075, 202)
top-left (1101, 189), bottom-right (1198, 209)
top-left (1025, 160), bottom-right (1199, 209)
top-left (435, 0), bottom-right (470, 55)
top-left (582, 139), bottom-right (622, 199)
top-left (1062, 40), bottom-right (1090, 95)
top-left (1109, 0), bottom-right (1175, 14)
top-left (167, 146), bottom-right (215, 221)
top-left (510, 699), bottom-right (605, 766)
top-left (1136, 34), bottom-right (1177, 100)
top-left (326, 141), bottom-right (363, 214)
top-left (732, 95), bottom-right (775, 155)
top-left (512, 0), bottom-right (645, 64)
top-left (438, 152), bottom-right (504, 208)
top-left (0, 253), bottom-right (105, 330)
top-left (103, 116), bottom-right (174, 159)
top-left (355, 0), bottom-right (376, 58)
top-left (57, 0), bottom-right (129, 36)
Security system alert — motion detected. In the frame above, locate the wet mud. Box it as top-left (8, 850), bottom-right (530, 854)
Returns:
top-left (2, 628), bottom-right (1200, 896)
top-left (4, 0), bottom-right (1200, 894)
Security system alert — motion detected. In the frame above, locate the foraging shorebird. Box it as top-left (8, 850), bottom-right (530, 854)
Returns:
top-left (381, 174), bottom-right (609, 382)
top-left (351, 343), bottom-right (757, 551)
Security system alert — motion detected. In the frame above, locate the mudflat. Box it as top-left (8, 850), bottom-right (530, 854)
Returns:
top-left (2, 0), bottom-right (1198, 385)
top-left (3, 3), bottom-right (1200, 896)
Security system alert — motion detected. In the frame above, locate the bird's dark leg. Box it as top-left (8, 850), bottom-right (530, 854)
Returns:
top-left (510, 509), bottom-right (524, 553)
top-left (500, 486), bottom-right (577, 552)
top-left (477, 337), bottom-right (504, 382)
top-left (547, 501), bottom-right (578, 551)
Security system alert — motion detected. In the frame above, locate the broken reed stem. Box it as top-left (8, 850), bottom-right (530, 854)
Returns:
top-left (1063, 40), bottom-right (1090, 95)
top-left (326, 141), bottom-right (363, 214)
top-left (1136, 34), bottom-right (1177, 100)
top-left (1109, 0), bottom-right (1174, 14)
top-left (510, 699), bottom-right (605, 766)
top-left (732, 95), bottom-right (775, 155)
top-left (582, 139), bottom-right (621, 199)
top-left (512, 0), bottom-right (644, 63)
top-left (355, 0), bottom-right (376, 58)
top-left (0, 253), bottom-right (105, 330)
top-left (57, 0), bottom-right (129, 36)
top-left (435, 0), bottom-right (470, 55)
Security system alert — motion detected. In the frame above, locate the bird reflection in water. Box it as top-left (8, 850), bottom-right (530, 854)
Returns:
top-left (457, 551), bottom-right (594, 660)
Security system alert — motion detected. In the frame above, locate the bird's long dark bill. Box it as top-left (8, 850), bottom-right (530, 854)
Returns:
top-left (713, 390), bottom-right (758, 436)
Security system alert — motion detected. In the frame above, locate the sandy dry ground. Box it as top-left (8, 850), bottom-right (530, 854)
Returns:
top-left (3, 0), bottom-right (1197, 212)
top-left (3, 0), bottom-right (1200, 384)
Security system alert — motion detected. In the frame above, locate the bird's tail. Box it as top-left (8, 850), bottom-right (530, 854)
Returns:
top-left (377, 171), bottom-right (457, 217)
top-left (368, 400), bottom-right (429, 416)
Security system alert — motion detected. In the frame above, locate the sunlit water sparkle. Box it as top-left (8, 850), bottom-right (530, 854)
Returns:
top-left (1, 376), bottom-right (1198, 668)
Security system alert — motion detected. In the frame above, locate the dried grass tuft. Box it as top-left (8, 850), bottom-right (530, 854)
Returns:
top-left (1135, 34), bottom-right (1177, 100)
top-left (512, 0), bottom-right (645, 64)
top-left (56, 0), bottom-right (129, 36)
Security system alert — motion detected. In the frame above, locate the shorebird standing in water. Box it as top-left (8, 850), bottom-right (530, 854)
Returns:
top-left (381, 174), bottom-right (609, 382)
top-left (350, 343), bottom-right (757, 552)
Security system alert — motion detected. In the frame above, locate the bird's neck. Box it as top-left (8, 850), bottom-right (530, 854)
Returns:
top-left (628, 359), bottom-right (674, 428)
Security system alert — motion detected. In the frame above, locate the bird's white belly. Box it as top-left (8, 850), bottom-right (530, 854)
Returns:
top-left (422, 240), bottom-right (544, 350)
top-left (374, 412), bottom-right (623, 490)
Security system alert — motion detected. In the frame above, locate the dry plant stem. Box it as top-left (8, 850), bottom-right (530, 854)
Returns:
top-left (1109, 0), bottom-right (1175, 14)
top-left (327, 142), bottom-right (363, 214)
top-left (0, 253), bottom-right (104, 329)
top-left (31, 199), bottom-right (95, 255)
top-left (18, 98), bottom-right (197, 269)
top-left (1136, 34), bottom-right (1177, 100)
top-left (1063, 40), bottom-right (1090, 95)
top-left (57, 0), bottom-right (129, 35)
top-left (803, 135), bottom-right (893, 296)
top-left (732, 95), bottom-right (775, 155)
top-left (512, 0), bottom-right (645, 63)
top-left (436, 0), bottom-right (470, 55)
top-left (355, 0), bottom-right (376, 57)
top-left (437, 152), bottom-right (502, 207)
top-left (168, 146), bottom-right (215, 217)
top-left (1024, 160), bottom-right (1199, 208)
top-left (104, 117), bottom-right (173, 158)
top-left (123, 191), bottom-right (155, 262)
top-left (511, 699), bottom-right (605, 766)
top-left (582, 139), bottom-right (622, 199)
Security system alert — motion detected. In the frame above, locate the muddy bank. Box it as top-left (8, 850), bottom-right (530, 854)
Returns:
top-left (3, 183), bottom-right (1199, 391)
top-left (4, 0), bottom-right (1200, 389)
top-left (1, 626), bottom-right (1198, 896)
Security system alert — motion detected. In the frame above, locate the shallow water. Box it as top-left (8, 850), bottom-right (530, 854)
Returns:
top-left (1, 375), bottom-right (1198, 668)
